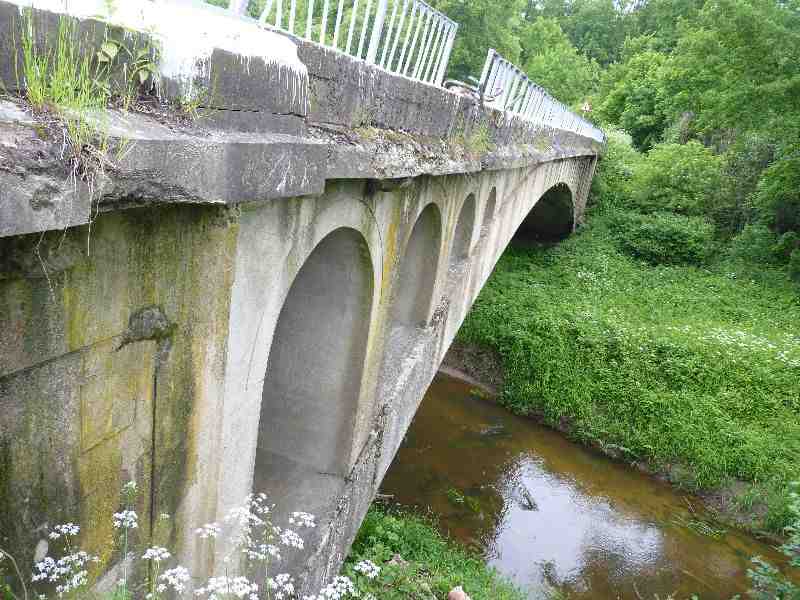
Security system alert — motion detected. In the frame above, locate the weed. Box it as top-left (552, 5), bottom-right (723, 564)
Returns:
top-left (450, 114), bottom-right (494, 156)
top-left (18, 9), bottom-right (110, 162)
top-left (346, 506), bottom-right (525, 600)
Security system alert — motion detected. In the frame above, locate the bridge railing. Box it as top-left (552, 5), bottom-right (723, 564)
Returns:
top-left (225, 0), bottom-right (457, 86)
top-left (479, 49), bottom-right (605, 144)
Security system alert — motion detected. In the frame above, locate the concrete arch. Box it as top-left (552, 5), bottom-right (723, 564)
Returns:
top-left (514, 182), bottom-right (575, 244)
top-left (482, 187), bottom-right (497, 230)
top-left (391, 203), bottom-right (443, 328)
top-left (253, 226), bottom-right (374, 513)
top-left (450, 193), bottom-right (477, 264)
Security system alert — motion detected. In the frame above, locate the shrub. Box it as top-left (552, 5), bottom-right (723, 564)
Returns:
top-left (458, 214), bottom-right (800, 533)
top-left (348, 507), bottom-right (524, 600)
top-left (753, 152), bottom-right (800, 235)
top-left (714, 135), bottom-right (775, 233)
top-left (774, 231), bottom-right (800, 260)
top-left (746, 482), bottom-right (800, 599)
top-left (790, 249), bottom-right (800, 283)
top-left (609, 211), bottom-right (715, 265)
top-left (726, 224), bottom-right (781, 265)
top-left (628, 141), bottom-right (724, 217)
top-left (589, 128), bottom-right (645, 208)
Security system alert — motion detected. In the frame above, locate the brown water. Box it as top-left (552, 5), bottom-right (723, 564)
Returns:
top-left (380, 373), bottom-right (798, 599)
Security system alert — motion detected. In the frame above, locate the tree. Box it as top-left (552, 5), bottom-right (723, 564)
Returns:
top-left (659, 0), bottom-right (800, 144)
top-left (561, 0), bottom-right (628, 66)
top-left (432, 0), bottom-right (526, 82)
top-left (630, 0), bottom-right (705, 51)
top-left (520, 17), bottom-right (599, 106)
top-left (595, 36), bottom-right (669, 150)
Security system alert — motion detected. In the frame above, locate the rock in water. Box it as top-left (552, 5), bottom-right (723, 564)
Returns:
top-left (516, 483), bottom-right (538, 511)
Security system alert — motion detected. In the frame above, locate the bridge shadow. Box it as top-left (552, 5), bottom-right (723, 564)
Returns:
top-left (510, 182), bottom-right (574, 248)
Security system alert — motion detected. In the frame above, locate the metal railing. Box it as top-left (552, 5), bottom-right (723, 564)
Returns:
top-left (226, 0), bottom-right (457, 86)
top-left (479, 49), bottom-right (605, 143)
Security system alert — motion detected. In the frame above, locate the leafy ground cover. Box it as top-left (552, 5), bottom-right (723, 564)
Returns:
top-left (343, 506), bottom-right (525, 600)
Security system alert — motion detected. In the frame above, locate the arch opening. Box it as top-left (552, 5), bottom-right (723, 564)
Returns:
top-left (391, 204), bottom-right (443, 328)
top-left (482, 188), bottom-right (497, 232)
top-left (254, 227), bottom-right (374, 516)
top-left (512, 183), bottom-right (575, 246)
top-left (450, 193), bottom-right (477, 265)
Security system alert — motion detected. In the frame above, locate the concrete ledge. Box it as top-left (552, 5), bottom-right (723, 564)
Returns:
top-left (0, 101), bottom-right (326, 237)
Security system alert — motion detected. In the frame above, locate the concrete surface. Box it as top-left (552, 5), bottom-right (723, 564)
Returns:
top-left (0, 0), bottom-right (602, 594)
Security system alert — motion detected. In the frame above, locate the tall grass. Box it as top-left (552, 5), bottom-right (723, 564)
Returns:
top-left (18, 9), bottom-right (111, 159)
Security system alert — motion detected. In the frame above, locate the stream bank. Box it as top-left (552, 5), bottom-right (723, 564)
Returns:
top-left (441, 341), bottom-right (777, 540)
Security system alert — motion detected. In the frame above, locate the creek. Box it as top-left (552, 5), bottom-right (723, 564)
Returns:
top-left (380, 372), bottom-right (796, 599)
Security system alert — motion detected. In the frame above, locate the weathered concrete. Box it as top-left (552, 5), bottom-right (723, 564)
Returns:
top-left (0, 0), bottom-right (601, 595)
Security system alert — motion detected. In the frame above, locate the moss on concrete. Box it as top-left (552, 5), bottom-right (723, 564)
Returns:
top-left (1, 203), bottom-right (240, 586)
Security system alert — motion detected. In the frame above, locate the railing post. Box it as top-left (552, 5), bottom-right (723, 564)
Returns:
top-left (435, 23), bottom-right (456, 85)
top-left (366, 0), bottom-right (389, 64)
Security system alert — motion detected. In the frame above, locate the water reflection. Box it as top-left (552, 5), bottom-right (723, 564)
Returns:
top-left (380, 373), bottom-right (797, 599)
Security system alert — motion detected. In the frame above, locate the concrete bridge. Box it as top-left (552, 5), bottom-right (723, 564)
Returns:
top-left (0, 0), bottom-right (602, 593)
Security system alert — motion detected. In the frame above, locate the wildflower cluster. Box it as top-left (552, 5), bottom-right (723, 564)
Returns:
top-left (352, 560), bottom-right (380, 580)
top-left (21, 489), bottom-right (379, 600)
top-left (143, 547), bottom-right (171, 562)
top-left (302, 575), bottom-right (358, 600)
top-left (113, 510), bottom-right (139, 530)
top-left (47, 524), bottom-right (80, 540)
top-left (194, 575), bottom-right (258, 599)
top-left (195, 523), bottom-right (222, 539)
top-left (159, 565), bottom-right (191, 594)
top-left (32, 523), bottom-right (99, 599)
top-left (288, 512), bottom-right (316, 529)
top-left (266, 572), bottom-right (296, 600)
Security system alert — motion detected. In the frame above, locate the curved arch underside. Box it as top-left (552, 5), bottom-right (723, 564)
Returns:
top-left (483, 188), bottom-right (497, 231)
top-left (391, 203), bottom-right (442, 328)
top-left (451, 193), bottom-right (477, 264)
top-left (513, 183), bottom-right (575, 245)
top-left (254, 227), bottom-right (374, 516)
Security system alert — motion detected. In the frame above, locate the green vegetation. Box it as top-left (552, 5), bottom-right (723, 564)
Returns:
top-left (459, 128), bottom-right (800, 535)
top-left (15, 10), bottom-right (160, 180)
top-left (344, 506), bottom-right (525, 600)
top-left (18, 10), bottom-right (112, 163)
top-left (748, 482), bottom-right (800, 598)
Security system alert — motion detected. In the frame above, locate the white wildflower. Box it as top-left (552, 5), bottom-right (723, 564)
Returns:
top-left (304, 575), bottom-right (358, 600)
top-left (279, 529), bottom-right (304, 550)
top-left (353, 559), bottom-right (380, 580)
top-left (267, 573), bottom-right (295, 600)
top-left (48, 523), bottom-right (80, 540)
top-left (159, 565), bottom-right (191, 594)
top-left (142, 547), bottom-right (171, 562)
top-left (32, 550), bottom-right (98, 597)
top-left (113, 510), bottom-right (139, 530)
top-left (195, 523), bottom-right (221, 539)
top-left (289, 512), bottom-right (316, 528)
top-left (195, 575), bottom-right (258, 599)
